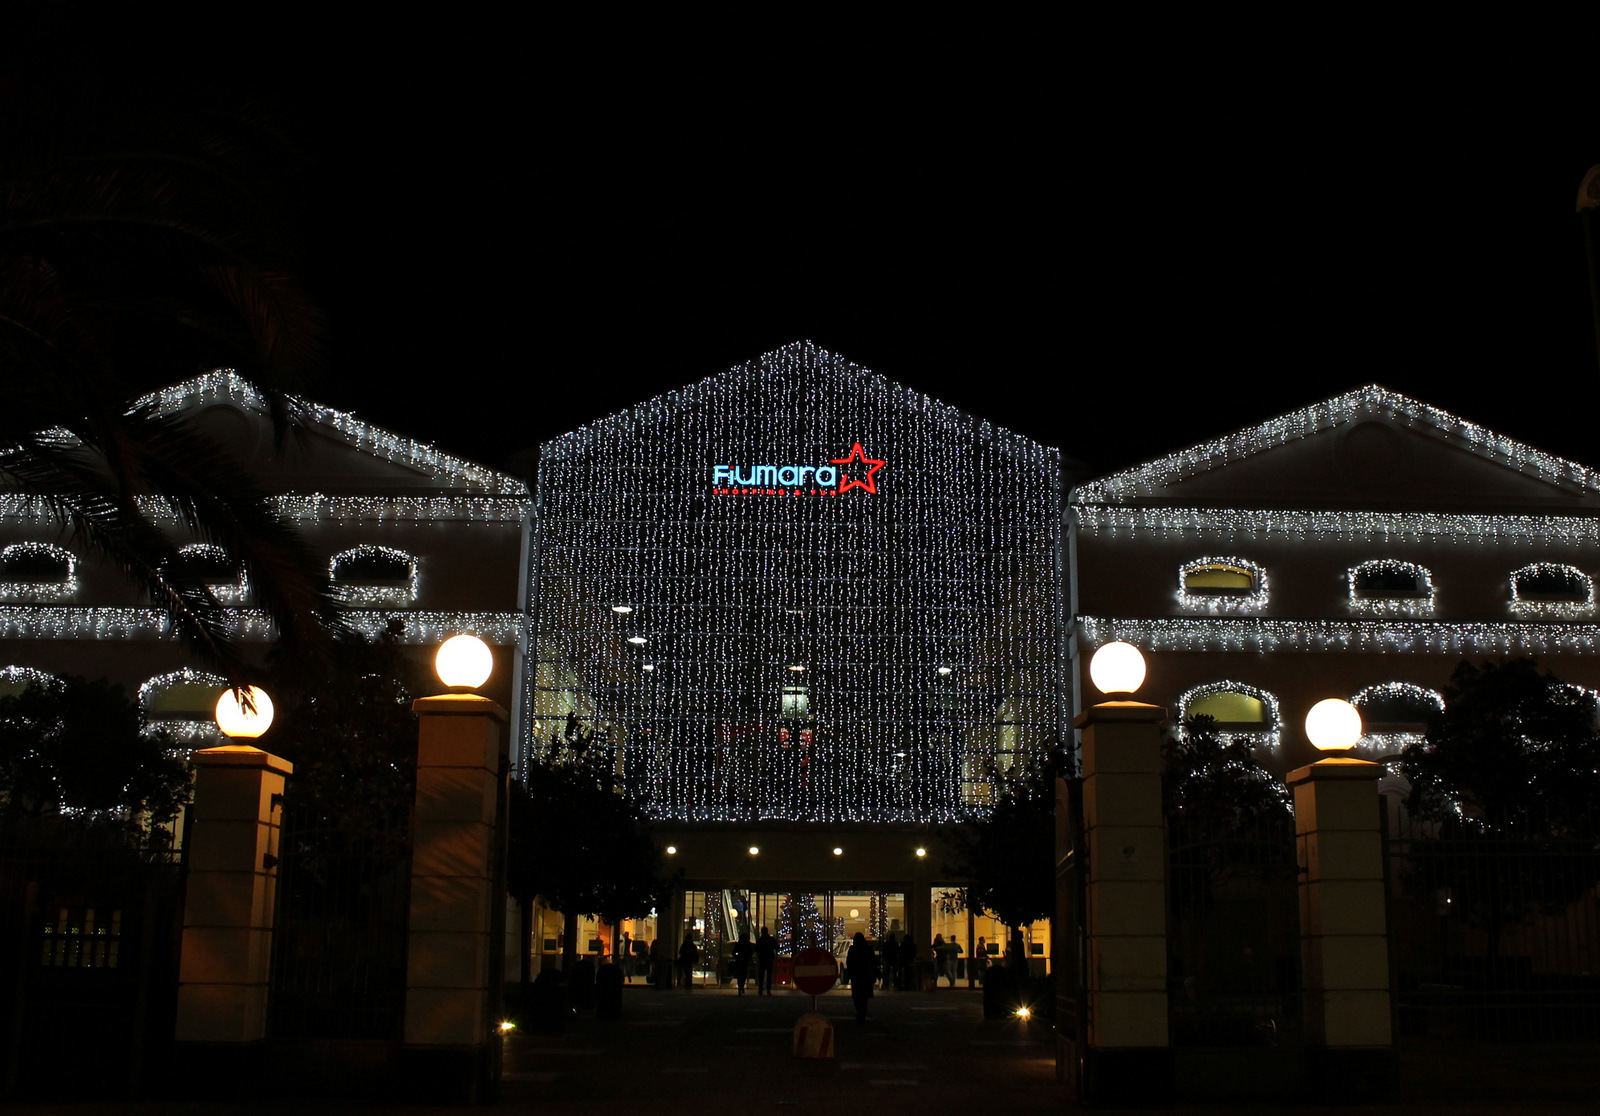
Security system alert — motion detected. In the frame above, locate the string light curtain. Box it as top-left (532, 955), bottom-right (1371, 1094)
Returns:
top-left (528, 342), bottom-right (1064, 823)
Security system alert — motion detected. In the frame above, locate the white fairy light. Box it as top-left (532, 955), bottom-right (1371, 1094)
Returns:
top-left (1509, 562), bottom-right (1596, 618)
top-left (168, 544), bottom-right (250, 603)
top-left (0, 606), bottom-right (520, 645)
top-left (1079, 616), bottom-right (1600, 655)
top-left (1347, 559), bottom-right (1436, 617)
top-left (0, 542), bottom-right (77, 601)
top-left (1349, 682), bottom-right (1443, 753)
top-left (527, 341), bottom-right (1063, 823)
top-left (0, 664), bottom-right (63, 692)
top-left (1176, 556), bottom-right (1268, 612)
top-left (1073, 505), bottom-right (1600, 544)
top-left (329, 545), bottom-right (419, 606)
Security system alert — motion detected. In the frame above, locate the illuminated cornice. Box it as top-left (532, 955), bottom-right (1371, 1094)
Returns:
top-left (1075, 385), bottom-right (1600, 504)
top-left (1072, 505), bottom-right (1600, 543)
top-left (1078, 615), bottom-right (1600, 655)
top-left (0, 606), bottom-right (522, 645)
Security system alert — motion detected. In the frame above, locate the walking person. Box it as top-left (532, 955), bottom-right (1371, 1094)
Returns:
top-left (731, 933), bottom-right (754, 995)
top-left (933, 934), bottom-right (949, 988)
top-left (678, 932), bottom-right (699, 991)
top-left (943, 935), bottom-right (963, 987)
top-left (846, 932), bottom-right (878, 1022)
top-left (755, 926), bottom-right (777, 995)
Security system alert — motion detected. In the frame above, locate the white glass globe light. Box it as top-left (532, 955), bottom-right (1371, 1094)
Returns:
top-left (436, 634), bottom-right (493, 688)
top-left (215, 686), bottom-right (275, 739)
top-left (1090, 642), bottom-right (1146, 695)
top-left (1305, 698), bottom-right (1363, 752)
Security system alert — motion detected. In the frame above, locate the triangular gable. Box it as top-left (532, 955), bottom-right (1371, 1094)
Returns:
top-left (543, 340), bottom-right (1056, 471)
top-left (1074, 385), bottom-right (1600, 507)
top-left (140, 371), bottom-right (525, 495)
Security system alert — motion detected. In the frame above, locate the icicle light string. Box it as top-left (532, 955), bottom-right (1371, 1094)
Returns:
top-left (1079, 616), bottom-right (1600, 655)
top-left (0, 606), bottom-right (519, 644)
top-left (528, 342), bottom-right (1064, 825)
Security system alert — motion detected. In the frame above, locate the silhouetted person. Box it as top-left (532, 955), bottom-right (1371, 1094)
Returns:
top-left (678, 933), bottom-right (699, 991)
top-left (933, 933), bottom-right (949, 987)
top-left (881, 933), bottom-right (900, 990)
top-left (755, 927), bottom-right (777, 995)
top-left (846, 932), bottom-right (878, 1021)
top-left (650, 936), bottom-right (670, 989)
top-left (731, 934), bottom-right (754, 995)
top-left (900, 935), bottom-right (918, 990)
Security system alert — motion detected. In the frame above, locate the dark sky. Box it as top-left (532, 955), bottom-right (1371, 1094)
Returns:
top-left (25, 15), bottom-right (1600, 482)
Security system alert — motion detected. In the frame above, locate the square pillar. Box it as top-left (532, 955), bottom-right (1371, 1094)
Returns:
top-left (1287, 756), bottom-right (1395, 1099)
top-left (1072, 700), bottom-right (1172, 1105)
top-left (175, 744), bottom-right (293, 1044)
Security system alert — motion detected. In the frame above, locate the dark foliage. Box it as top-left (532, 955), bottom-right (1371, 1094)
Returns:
top-left (941, 743), bottom-right (1073, 930)
top-left (0, 676), bottom-right (189, 828)
top-left (508, 715), bottom-right (672, 970)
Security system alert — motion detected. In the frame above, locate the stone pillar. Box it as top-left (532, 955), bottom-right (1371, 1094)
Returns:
top-left (175, 744), bottom-right (292, 1044)
top-left (1074, 700), bottom-right (1171, 1105)
top-left (1287, 757), bottom-right (1394, 1099)
top-left (404, 694), bottom-right (507, 1100)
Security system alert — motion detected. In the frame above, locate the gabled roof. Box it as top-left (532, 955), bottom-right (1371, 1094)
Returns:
top-left (1073, 385), bottom-right (1600, 505)
top-left (542, 340), bottom-right (1056, 469)
top-left (141, 370), bottom-right (526, 495)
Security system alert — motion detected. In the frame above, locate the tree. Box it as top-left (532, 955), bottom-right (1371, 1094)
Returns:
top-left (1398, 659), bottom-right (1600, 954)
top-left (941, 744), bottom-right (1073, 931)
top-left (0, 676), bottom-right (188, 830)
top-left (508, 717), bottom-right (671, 977)
top-left (0, 15), bottom-right (341, 675)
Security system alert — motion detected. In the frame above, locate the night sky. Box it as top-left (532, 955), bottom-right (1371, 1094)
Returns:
top-left (18, 15), bottom-right (1600, 482)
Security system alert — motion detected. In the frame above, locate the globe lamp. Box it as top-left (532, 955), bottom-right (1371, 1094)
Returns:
top-left (1090, 642), bottom-right (1146, 696)
top-left (215, 686), bottom-right (275, 739)
top-left (436, 634), bottom-right (493, 689)
top-left (1305, 698), bottom-right (1363, 753)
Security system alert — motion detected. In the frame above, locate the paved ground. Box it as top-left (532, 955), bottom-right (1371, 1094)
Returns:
top-left (8, 985), bottom-right (1597, 1113)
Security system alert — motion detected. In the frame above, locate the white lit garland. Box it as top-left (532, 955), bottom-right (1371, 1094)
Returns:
top-left (330, 545), bottom-right (419, 606)
top-left (529, 341), bottom-right (1064, 823)
top-left (1349, 682), bottom-right (1444, 755)
top-left (169, 544), bottom-right (250, 603)
top-left (1176, 679), bottom-right (1282, 751)
top-left (1347, 559), bottom-right (1435, 617)
top-left (1176, 556), bottom-right (1268, 612)
top-left (1072, 505), bottom-right (1600, 544)
top-left (1076, 385), bottom-right (1600, 504)
top-left (0, 542), bottom-right (77, 601)
top-left (0, 664), bottom-right (63, 693)
top-left (138, 668), bottom-right (228, 742)
top-left (0, 606), bottom-right (520, 645)
top-left (1079, 616), bottom-right (1600, 655)
top-left (135, 371), bottom-right (526, 495)
top-left (1509, 562), bottom-right (1595, 618)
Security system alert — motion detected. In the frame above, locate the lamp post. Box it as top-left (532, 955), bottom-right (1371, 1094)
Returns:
top-left (1065, 642), bottom-right (1172, 1105)
top-left (174, 685), bottom-right (292, 1053)
top-left (1288, 697), bottom-right (1394, 1098)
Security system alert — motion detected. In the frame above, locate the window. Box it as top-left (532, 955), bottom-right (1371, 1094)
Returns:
top-left (1178, 681), bottom-right (1281, 749)
top-left (780, 685), bottom-right (810, 720)
top-left (164, 544), bottom-right (249, 603)
top-left (1510, 563), bottom-right (1594, 617)
top-left (139, 669), bottom-right (228, 743)
top-left (0, 543), bottom-right (76, 601)
top-left (1348, 559), bottom-right (1434, 615)
top-left (1351, 682), bottom-right (1443, 755)
top-left (1177, 557), bottom-right (1268, 612)
top-left (330, 545), bottom-right (418, 606)
top-left (0, 665), bottom-right (62, 699)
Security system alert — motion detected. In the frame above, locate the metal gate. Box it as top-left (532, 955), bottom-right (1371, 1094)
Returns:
top-left (268, 802), bottom-right (411, 1040)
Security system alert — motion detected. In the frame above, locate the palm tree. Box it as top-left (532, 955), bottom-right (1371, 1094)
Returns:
top-left (0, 24), bottom-right (345, 675)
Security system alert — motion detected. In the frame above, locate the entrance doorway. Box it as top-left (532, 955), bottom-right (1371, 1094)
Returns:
top-left (678, 890), bottom-right (907, 987)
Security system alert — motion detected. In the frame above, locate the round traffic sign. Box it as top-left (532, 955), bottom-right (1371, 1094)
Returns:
top-left (791, 947), bottom-right (839, 995)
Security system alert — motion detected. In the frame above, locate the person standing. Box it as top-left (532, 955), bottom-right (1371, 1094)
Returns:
top-left (620, 931), bottom-right (633, 982)
top-left (650, 936), bottom-right (670, 989)
top-left (880, 932), bottom-right (900, 991)
top-left (678, 932), bottom-right (699, 992)
top-left (731, 934), bottom-right (754, 995)
top-left (932, 934), bottom-right (949, 987)
top-left (846, 933), bottom-right (878, 1022)
top-left (900, 935), bottom-right (918, 991)
top-left (755, 926), bottom-right (777, 995)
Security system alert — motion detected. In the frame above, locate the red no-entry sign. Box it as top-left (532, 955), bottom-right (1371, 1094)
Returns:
top-left (792, 947), bottom-right (839, 996)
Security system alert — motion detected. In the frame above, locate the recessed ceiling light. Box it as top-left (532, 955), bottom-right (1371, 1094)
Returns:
top-left (788, 664), bottom-right (806, 672)
top-left (642, 664), bottom-right (655, 672)
top-left (627, 636), bottom-right (648, 645)
top-left (612, 605), bottom-right (633, 614)
top-left (937, 665), bottom-right (953, 676)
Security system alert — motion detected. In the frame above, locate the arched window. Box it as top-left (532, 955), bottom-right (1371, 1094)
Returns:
top-left (0, 543), bottom-right (77, 601)
top-left (163, 544), bottom-right (249, 603)
top-left (1509, 563), bottom-right (1594, 618)
top-left (1348, 559), bottom-right (1434, 615)
top-left (0, 665), bottom-right (64, 698)
top-left (1178, 680), bottom-right (1281, 749)
top-left (1351, 682), bottom-right (1444, 755)
top-left (139, 669), bottom-right (229, 743)
top-left (330, 545), bottom-right (418, 606)
top-left (1177, 557), bottom-right (1268, 612)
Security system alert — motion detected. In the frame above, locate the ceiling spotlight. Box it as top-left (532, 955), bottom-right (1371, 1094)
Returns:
top-left (665, 845), bottom-right (677, 855)
top-left (915, 847), bottom-right (927, 858)
top-left (642, 664), bottom-right (655, 672)
top-left (748, 846), bottom-right (760, 856)
top-left (936, 665), bottom-right (953, 676)
top-left (832, 847), bottom-right (843, 856)
top-left (611, 604), bottom-right (633, 614)
top-left (627, 636), bottom-right (648, 645)
top-left (788, 664), bottom-right (806, 672)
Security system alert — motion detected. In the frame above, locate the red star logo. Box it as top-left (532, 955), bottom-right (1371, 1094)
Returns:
top-left (829, 442), bottom-right (885, 494)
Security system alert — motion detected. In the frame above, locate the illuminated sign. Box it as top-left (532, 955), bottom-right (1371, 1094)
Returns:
top-left (711, 442), bottom-right (885, 496)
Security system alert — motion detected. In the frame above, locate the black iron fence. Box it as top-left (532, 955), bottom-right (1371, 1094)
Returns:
top-left (267, 802), bottom-right (411, 1041)
top-left (0, 825), bottom-right (182, 1099)
top-left (1386, 822), bottom-right (1600, 1041)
